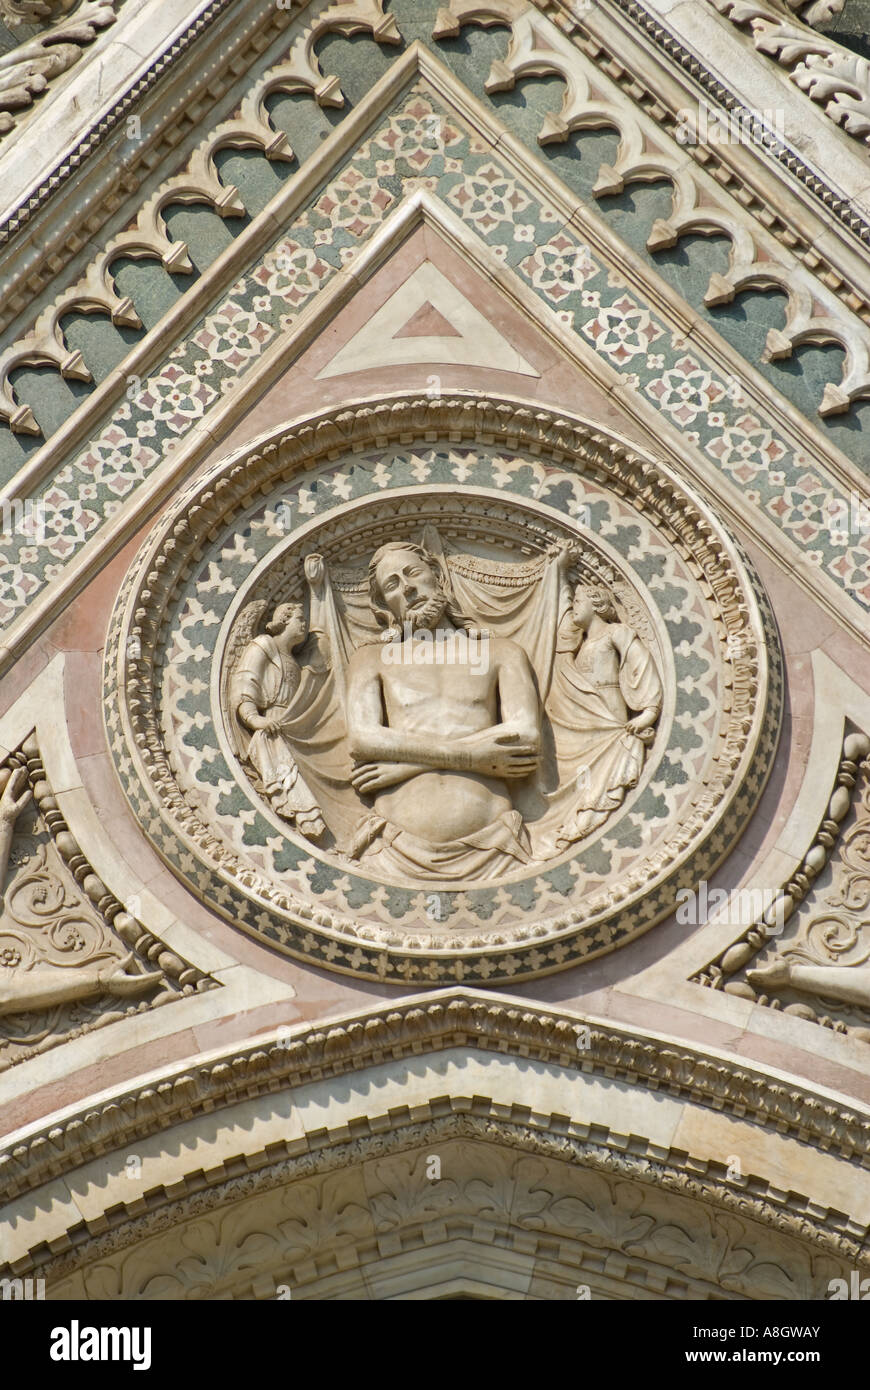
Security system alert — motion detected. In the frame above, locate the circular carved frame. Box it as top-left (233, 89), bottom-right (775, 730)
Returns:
top-left (104, 393), bottom-right (782, 984)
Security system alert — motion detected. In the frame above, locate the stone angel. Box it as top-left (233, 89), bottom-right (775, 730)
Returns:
top-left (539, 579), bottom-right (662, 852)
top-left (230, 598), bottom-right (327, 842)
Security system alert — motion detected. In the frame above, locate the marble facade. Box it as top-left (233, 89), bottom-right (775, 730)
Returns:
top-left (0, 0), bottom-right (868, 1302)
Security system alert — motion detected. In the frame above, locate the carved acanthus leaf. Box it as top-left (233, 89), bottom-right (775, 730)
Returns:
top-left (711, 0), bottom-right (870, 146)
top-left (695, 729), bottom-right (870, 1038)
top-left (785, 0), bottom-right (846, 22)
top-left (30, 1127), bottom-right (864, 1300)
top-left (0, 0), bottom-right (79, 22)
top-left (0, 1), bottom-right (117, 138)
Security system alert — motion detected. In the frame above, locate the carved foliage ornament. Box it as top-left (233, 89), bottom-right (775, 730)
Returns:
top-left (697, 728), bottom-right (870, 1038)
top-left (41, 1132), bottom-right (859, 1302)
top-left (0, 0), bottom-right (117, 136)
top-left (0, 734), bottom-right (213, 1068)
top-left (0, 0), bottom-right (80, 21)
top-left (712, 0), bottom-right (870, 145)
top-left (104, 395), bottom-right (782, 985)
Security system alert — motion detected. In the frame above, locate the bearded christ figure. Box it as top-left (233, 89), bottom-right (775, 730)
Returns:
top-left (345, 541), bottom-right (543, 881)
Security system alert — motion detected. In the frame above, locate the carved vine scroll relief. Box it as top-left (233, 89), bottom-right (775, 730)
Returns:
top-left (696, 730), bottom-right (870, 1039)
top-left (0, 0), bottom-right (117, 136)
top-left (0, 736), bottom-right (213, 1069)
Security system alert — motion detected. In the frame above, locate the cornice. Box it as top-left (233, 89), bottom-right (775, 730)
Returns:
top-left (0, 0), bottom-right (229, 239)
top-left (0, 0), bottom-right (302, 350)
top-left (19, 1110), bottom-right (868, 1292)
top-left (540, 0), bottom-right (870, 303)
top-left (607, 0), bottom-right (870, 244)
top-left (0, 30), bottom-right (867, 677)
top-left (3, 0), bottom-right (870, 338)
top-left (711, 0), bottom-right (870, 150)
top-left (2, 989), bottom-right (867, 1208)
top-left (3, 0), bottom-right (870, 441)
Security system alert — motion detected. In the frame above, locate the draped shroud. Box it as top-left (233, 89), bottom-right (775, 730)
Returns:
top-left (228, 530), bottom-right (661, 868)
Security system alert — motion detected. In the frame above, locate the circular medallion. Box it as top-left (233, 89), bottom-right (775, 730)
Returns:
top-left (104, 394), bottom-right (782, 983)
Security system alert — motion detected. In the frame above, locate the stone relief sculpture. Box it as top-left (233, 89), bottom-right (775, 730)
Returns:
top-left (0, 764), bottom-right (161, 1020)
top-left (0, 1), bottom-right (117, 137)
top-left (748, 952), bottom-right (870, 1009)
top-left (231, 598), bottom-right (327, 843)
top-left (223, 530), bottom-right (662, 882)
top-left (0, 0), bottom-right (80, 20)
top-left (699, 730), bottom-right (870, 1033)
top-left (345, 539), bottom-right (542, 881)
top-left (539, 580), bottom-right (662, 855)
top-left (226, 553), bottom-right (353, 847)
top-left (107, 401), bottom-right (779, 979)
top-left (748, 775), bottom-right (870, 1012)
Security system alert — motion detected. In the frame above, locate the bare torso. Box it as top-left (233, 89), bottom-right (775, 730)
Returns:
top-left (345, 629), bottom-right (542, 842)
top-left (375, 658), bottom-right (512, 839)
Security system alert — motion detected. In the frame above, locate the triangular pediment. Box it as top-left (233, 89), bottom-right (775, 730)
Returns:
top-left (1, 30), bottom-right (868, 667)
top-left (316, 261), bottom-right (537, 377)
top-left (216, 199), bottom-right (635, 457)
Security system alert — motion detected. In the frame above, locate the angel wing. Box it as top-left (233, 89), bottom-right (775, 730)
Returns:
top-left (221, 599), bottom-right (270, 757)
top-left (421, 523), bottom-right (456, 601)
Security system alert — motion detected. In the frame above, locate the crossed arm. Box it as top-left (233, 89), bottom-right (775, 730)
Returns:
top-left (346, 643), bottom-right (542, 795)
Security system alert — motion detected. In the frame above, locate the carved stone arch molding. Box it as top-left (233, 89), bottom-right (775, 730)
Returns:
top-left (104, 391), bottom-right (782, 986)
top-left (2, 995), bottom-right (866, 1300)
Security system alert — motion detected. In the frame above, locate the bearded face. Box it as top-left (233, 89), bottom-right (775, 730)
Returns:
top-left (373, 548), bottom-right (448, 632)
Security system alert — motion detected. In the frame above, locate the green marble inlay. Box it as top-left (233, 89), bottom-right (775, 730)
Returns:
top-left (1, 59), bottom-right (867, 635)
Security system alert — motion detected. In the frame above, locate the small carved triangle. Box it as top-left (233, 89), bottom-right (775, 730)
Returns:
top-left (393, 300), bottom-right (461, 338)
top-left (317, 260), bottom-right (538, 378)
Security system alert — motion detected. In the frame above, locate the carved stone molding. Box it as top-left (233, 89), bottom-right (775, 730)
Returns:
top-left (102, 392), bottom-right (781, 985)
top-left (0, 0), bottom-right (867, 443)
top-left (3, 989), bottom-right (866, 1213)
top-left (5, 0), bottom-right (870, 443)
top-left (0, 0), bottom-right (290, 325)
top-left (0, 732), bottom-right (214, 1070)
top-left (0, 0), bottom-right (403, 434)
top-left (432, 0), bottom-right (870, 417)
top-left (0, 1), bottom-right (118, 139)
top-left (695, 728), bottom-right (870, 1039)
top-left (29, 1121), bottom-right (864, 1300)
top-left (711, 0), bottom-right (870, 145)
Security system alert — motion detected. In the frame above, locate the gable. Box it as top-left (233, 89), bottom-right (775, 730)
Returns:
top-left (0, 23), bottom-right (867, 675)
top-left (1, 0), bottom-right (870, 1309)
